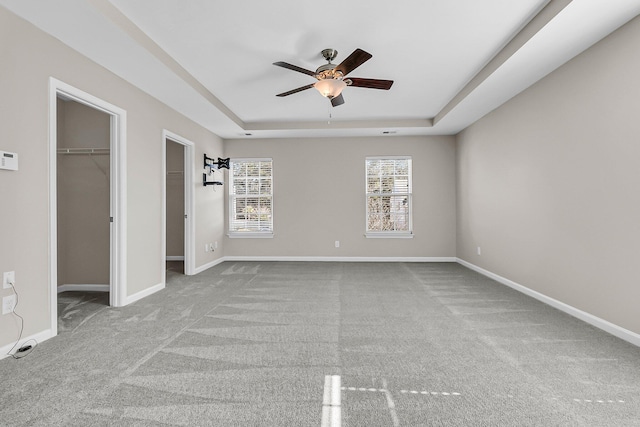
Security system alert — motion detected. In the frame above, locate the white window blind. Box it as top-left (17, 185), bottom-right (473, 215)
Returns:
top-left (365, 157), bottom-right (412, 236)
top-left (229, 159), bottom-right (273, 235)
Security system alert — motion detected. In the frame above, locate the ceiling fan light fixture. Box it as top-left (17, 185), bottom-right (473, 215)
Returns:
top-left (314, 78), bottom-right (347, 99)
top-left (273, 48), bottom-right (393, 107)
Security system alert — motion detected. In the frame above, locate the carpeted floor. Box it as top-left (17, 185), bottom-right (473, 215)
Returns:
top-left (1, 262), bottom-right (639, 426)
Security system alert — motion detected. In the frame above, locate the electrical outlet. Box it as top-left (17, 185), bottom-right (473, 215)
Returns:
top-left (2, 295), bottom-right (16, 315)
top-left (477, 246), bottom-right (482, 256)
top-left (335, 241), bottom-right (340, 248)
top-left (3, 271), bottom-right (15, 289)
top-left (205, 244), bottom-right (209, 252)
top-left (214, 241), bottom-right (218, 249)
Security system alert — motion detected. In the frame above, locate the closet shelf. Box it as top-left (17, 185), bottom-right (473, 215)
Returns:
top-left (57, 148), bottom-right (110, 155)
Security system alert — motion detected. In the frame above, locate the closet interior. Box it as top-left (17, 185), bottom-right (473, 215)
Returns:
top-left (56, 97), bottom-right (111, 330)
top-left (166, 139), bottom-right (185, 275)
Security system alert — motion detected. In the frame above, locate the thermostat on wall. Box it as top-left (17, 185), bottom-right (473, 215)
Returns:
top-left (0, 151), bottom-right (18, 171)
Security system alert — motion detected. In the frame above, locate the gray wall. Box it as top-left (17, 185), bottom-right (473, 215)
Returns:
top-left (224, 136), bottom-right (457, 258)
top-left (0, 7), bottom-right (224, 349)
top-left (456, 16), bottom-right (640, 334)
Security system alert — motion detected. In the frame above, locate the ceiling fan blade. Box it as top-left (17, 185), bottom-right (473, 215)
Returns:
top-left (348, 78), bottom-right (394, 90)
top-left (273, 61), bottom-right (317, 77)
top-left (334, 48), bottom-right (372, 77)
top-left (276, 83), bottom-right (315, 97)
top-left (331, 93), bottom-right (345, 107)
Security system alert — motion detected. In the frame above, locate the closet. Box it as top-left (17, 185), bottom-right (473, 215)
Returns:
top-left (166, 139), bottom-right (185, 274)
top-left (56, 97), bottom-right (111, 326)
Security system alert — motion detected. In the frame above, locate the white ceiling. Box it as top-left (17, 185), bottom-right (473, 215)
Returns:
top-left (2, 0), bottom-right (640, 139)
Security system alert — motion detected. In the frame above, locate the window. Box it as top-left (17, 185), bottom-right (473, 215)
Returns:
top-left (228, 158), bottom-right (273, 237)
top-left (365, 157), bottom-right (412, 237)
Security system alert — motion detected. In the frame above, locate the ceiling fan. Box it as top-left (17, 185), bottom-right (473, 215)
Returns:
top-left (273, 48), bottom-right (393, 107)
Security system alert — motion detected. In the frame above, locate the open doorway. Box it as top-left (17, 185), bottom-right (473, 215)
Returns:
top-left (49, 78), bottom-right (127, 337)
top-left (165, 139), bottom-right (185, 274)
top-left (163, 130), bottom-right (194, 279)
top-left (56, 97), bottom-right (111, 330)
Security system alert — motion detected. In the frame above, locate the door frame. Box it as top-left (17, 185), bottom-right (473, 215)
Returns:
top-left (162, 130), bottom-right (195, 276)
top-left (48, 78), bottom-right (127, 336)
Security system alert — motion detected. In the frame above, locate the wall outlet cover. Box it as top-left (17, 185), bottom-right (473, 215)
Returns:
top-left (2, 294), bottom-right (16, 314)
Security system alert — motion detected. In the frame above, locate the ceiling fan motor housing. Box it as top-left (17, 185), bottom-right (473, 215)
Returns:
top-left (316, 63), bottom-right (338, 75)
top-left (321, 48), bottom-right (338, 62)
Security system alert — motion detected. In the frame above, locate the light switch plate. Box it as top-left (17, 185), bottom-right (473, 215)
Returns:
top-left (2, 295), bottom-right (16, 314)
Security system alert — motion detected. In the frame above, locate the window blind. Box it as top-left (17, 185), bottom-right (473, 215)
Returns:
top-left (229, 159), bottom-right (273, 233)
top-left (365, 157), bottom-right (412, 234)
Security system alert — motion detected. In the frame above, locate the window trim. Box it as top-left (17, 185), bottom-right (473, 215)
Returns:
top-left (364, 156), bottom-right (413, 238)
top-left (228, 157), bottom-right (274, 238)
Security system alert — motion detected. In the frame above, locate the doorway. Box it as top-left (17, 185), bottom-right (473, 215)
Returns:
top-left (165, 139), bottom-right (185, 274)
top-left (163, 130), bottom-right (194, 279)
top-left (56, 97), bottom-right (111, 329)
top-left (49, 78), bottom-right (127, 337)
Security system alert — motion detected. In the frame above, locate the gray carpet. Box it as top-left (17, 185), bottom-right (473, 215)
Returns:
top-left (1, 262), bottom-right (639, 426)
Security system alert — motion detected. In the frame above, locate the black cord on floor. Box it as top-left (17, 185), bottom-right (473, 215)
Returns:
top-left (5, 281), bottom-right (37, 359)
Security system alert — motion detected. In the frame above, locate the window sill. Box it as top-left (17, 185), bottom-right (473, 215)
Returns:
top-left (227, 232), bottom-right (274, 239)
top-left (365, 233), bottom-right (414, 239)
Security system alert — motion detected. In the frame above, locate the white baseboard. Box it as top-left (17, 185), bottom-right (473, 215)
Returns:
top-left (222, 256), bottom-right (457, 263)
top-left (166, 256), bottom-right (184, 261)
top-left (456, 258), bottom-right (640, 348)
top-left (57, 284), bottom-right (110, 293)
top-left (193, 257), bottom-right (226, 275)
top-left (191, 256), bottom-right (454, 275)
top-left (1, 328), bottom-right (54, 360)
top-left (123, 282), bottom-right (164, 305)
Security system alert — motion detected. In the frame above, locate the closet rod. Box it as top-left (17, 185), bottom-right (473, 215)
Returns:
top-left (167, 171), bottom-right (183, 176)
top-left (57, 148), bottom-right (110, 155)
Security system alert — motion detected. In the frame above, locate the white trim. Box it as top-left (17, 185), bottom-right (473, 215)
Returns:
top-left (162, 130), bottom-right (195, 277)
top-left (49, 78), bottom-right (128, 342)
top-left (166, 256), bottom-right (185, 261)
top-left (1, 328), bottom-right (55, 360)
top-left (229, 157), bottom-right (272, 162)
top-left (191, 256), bottom-right (454, 275)
top-left (193, 257), bottom-right (226, 275)
top-left (111, 104), bottom-right (127, 308)
top-left (48, 80), bottom-right (57, 337)
top-left (227, 232), bottom-right (274, 239)
top-left (57, 284), bottom-right (110, 293)
top-left (223, 256), bottom-right (456, 263)
top-left (456, 258), bottom-right (640, 348)
top-left (365, 233), bottom-right (414, 239)
top-left (365, 155), bottom-right (413, 160)
top-left (123, 282), bottom-right (165, 306)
